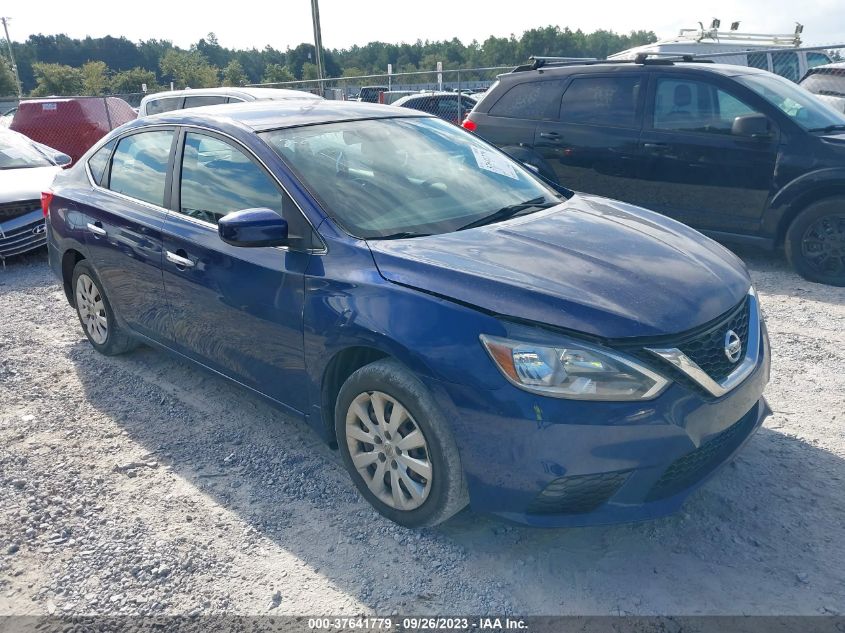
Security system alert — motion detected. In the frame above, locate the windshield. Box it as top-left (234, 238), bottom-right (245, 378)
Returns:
top-left (736, 73), bottom-right (845, 131)
top-left (0, 132), bottom-right (53, 169)
top-left (260, 117), bottom-right (564, 239)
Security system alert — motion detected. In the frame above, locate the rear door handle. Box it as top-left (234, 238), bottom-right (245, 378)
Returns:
top-left (166, 250), bottom-right (195, 269)
top-left (643, 142), bottom-right (669, 151)
top-left (539, 131), bottom-right (561, 139)
top-left (86, 222), bottom-right (106, 237)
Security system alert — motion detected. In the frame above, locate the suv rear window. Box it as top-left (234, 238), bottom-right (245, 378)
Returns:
top-left (488, 80), bottom-right (565, 120)
top-left (559, 76), bottom-right (642, 127)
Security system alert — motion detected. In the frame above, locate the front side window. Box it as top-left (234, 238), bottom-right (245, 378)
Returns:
top-left (107, 130), bottom-right (174, 206)
top-left (806, 52), bottom-right (833, 71)
top-left (489, 80), bottom-right (565, 120)
top-left (261, 117), bottom-right (562, 239)
top-left (653, 78), bottom-right (759, 134)
top-left (145, 97), bottom-right (182, 115)
top-left (559, 76), bottom-right (642, 128)
top-left (178, 132), bottom-right (283, 225)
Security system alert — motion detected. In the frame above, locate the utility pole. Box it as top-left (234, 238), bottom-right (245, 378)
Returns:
top-left (1, 17), bottom-right (22, 98)
top-left (310, 0), bottom-right (325, 96)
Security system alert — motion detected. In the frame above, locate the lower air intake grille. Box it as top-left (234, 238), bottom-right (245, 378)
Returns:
top-left (527, 471), bottom-right (630, 515)
top-left (646, 406), bottom-right (758, 502)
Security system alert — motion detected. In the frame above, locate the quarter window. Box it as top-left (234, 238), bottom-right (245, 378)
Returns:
top-left (559, 76), bottom-right (642, 127)
top-left (489, 80), bottom-right (565, 120)
top-left (87, 140), bottom-right (115, 186)
top-left (107, 131), bottom-right (174, 206)
top-left (178, 132), bottom-right (283, 225)
top-left (653, 78), bottom-right (759, 134)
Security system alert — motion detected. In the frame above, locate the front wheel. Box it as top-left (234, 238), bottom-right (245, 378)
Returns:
top-left (785, 197), bottom-right (845, 286)
top-left (335, 359), bottom-right (468, 527)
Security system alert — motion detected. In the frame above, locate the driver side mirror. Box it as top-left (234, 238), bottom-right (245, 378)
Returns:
top-left (218, 208), bottom-right (288, 248)
top-left (53, 152), bottom-right (72, 167)
top-left (732, 113), bottom-right (772, 139)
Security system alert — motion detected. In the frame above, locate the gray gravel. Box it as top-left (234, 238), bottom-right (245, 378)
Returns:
top-left (1, 246), bottom-right (844, 616)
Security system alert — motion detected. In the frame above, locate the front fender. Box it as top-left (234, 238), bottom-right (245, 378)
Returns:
top-left (765, 167), bottom-right (845, 238)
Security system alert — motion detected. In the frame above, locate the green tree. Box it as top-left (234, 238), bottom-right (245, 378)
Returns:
top-left (159, 49), bottom-right (219, 88)
top-left (0, 60), bottom-right (17, 96)
top-left (81, 60), bottom-right (109, 95)
top-left (301, 62), bottom-right (318, 80)
top-left (110, 67), bottom-right (158, 94)
top-left (222, 59), bottom-right (248, 86)
top-left (262, 63), bottom-right (294, 84)
top-left (30, 62), bottom-right (83, 96)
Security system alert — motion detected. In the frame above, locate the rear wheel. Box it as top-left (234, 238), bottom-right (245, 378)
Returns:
top-left (72, 259), bottom-right (137, 355)
top-left (335, 358), bottom-right (468, 527)
top-left (785, 197), bottom-right (845, 286)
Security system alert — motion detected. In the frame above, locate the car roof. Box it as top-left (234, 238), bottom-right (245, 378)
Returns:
top-left (140, 99), bottom-right (431, 132)
top-left (805, 61), bottom-right (845, 73)
top-left (140, 87), bottom-right (321, 102)
top-left (500, 61), bottom-right (773, 81)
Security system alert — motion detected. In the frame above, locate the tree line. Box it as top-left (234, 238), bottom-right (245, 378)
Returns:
top-left (0, 27), bottom-right (656, 97)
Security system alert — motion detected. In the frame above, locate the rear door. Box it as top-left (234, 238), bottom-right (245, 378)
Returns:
top-left (160, 129), bottom-right (312, 412)
top-left (476, 78), bottom-right (566, 149)
top-left (534, 73), bottom-right (647, 205)
top-left (637, 73), bottom-right (779, 233)
top-left (81, 127), bottom-right (175, 341)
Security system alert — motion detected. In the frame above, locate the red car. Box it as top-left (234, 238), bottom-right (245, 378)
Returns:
top-left (11, 97), bottom-right (136, 165)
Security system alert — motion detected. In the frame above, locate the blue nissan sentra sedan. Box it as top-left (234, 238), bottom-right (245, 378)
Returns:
top-left (45, 101), bottom-right (770, 527)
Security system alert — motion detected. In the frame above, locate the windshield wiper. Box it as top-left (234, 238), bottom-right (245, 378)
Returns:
top-left (456, 197), bottom-right (558, 231)
top-left (369, 231), bottom-right (432, 240)
top-left (808, 124), bottom-right (845, 133)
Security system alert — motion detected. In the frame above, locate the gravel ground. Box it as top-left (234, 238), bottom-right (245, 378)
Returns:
top-left (1, 247), bottom-right (844, 617)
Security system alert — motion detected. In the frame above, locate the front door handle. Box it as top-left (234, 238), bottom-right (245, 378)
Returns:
top-left (86, 222), bottom-right (106, 237)
top-left (643, 142), bottom-right (669, 151)
top-left (166, 250), bottom-right (195, 269)
top-left (539, 131), bottom-right (561, 139)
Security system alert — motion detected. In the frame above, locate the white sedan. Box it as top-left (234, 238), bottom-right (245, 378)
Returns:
top-left (0, 127), bottom-right (70, 261)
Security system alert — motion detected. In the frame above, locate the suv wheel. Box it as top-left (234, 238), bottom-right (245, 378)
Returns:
top-left (335, 358), bottom-right (468, 527)
top-left (785, 197), bottom-right (845, 286)
top-left (72, 259), bottom-right (137, 355)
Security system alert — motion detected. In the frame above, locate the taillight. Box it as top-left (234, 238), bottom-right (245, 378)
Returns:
top-left (41, 191), bottom-right (54, 218)
top-left (462, 118), bottom-right (477, 132)
top-left (378, 92), bottom-right (385, 104)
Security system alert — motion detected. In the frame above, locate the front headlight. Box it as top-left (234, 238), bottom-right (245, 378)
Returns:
top-left (480, 334), bottom-right (669, 401)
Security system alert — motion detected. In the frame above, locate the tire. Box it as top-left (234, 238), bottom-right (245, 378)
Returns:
top-left (785, 197), bottom-right (845, 286)
top-left (71, 259), bottom-right (137, 356)
top-left (335, 358), bottom-right (468, 527)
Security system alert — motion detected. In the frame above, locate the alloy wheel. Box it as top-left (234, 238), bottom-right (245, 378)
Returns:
top-left (345, 390), bottom-right (433, 511)
top-left (801, 213), bottom-right (845, 275)
top-left (75, 274), bottom-right (108, 345)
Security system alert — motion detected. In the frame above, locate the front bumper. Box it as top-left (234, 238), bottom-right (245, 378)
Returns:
top-left (0, 209), bottom-right (46, 259)
top-left (429, 323), bottom-right (771, 527)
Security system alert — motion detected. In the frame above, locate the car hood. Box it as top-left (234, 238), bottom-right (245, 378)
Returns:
top-left (367, 194), bottom-right (751, 340)
top-left (0, 165), bottom-right (62, 203)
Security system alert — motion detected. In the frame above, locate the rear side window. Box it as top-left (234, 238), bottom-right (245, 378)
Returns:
top-left (559, 76), bottom-right (642, 127)
top-left (772, 52), bottom-right (799, 83)
top-left (145, 97), bottom-right (182, 115)
top-left (183, 95), bottom-right (228, 108)
top-left (87, 140), bottom-right (115, 186)
top-left (488, 80), bottom-right (565, 120)
top-left (107, 130), bottom-right (174, 206)
top-left (178, 132), bottom-right (283, 225)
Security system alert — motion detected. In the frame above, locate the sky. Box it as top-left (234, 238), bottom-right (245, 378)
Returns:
top-left (5, 0), bottom-right (844, 51)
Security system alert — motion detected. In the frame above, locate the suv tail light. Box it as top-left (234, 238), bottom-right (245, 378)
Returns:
top-left (41, 191), bottom-right (54, 218)
top-left (462, 118), bottom-right (477, 132)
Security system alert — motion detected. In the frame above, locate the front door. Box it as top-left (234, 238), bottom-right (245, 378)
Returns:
top-left (637, 74), bottom-right (779, 234)
top-left (160, 130), bottom-right (310, 413)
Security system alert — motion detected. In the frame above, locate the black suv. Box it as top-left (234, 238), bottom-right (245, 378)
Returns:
top-left (463, 59), bottom-right (845, 285)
